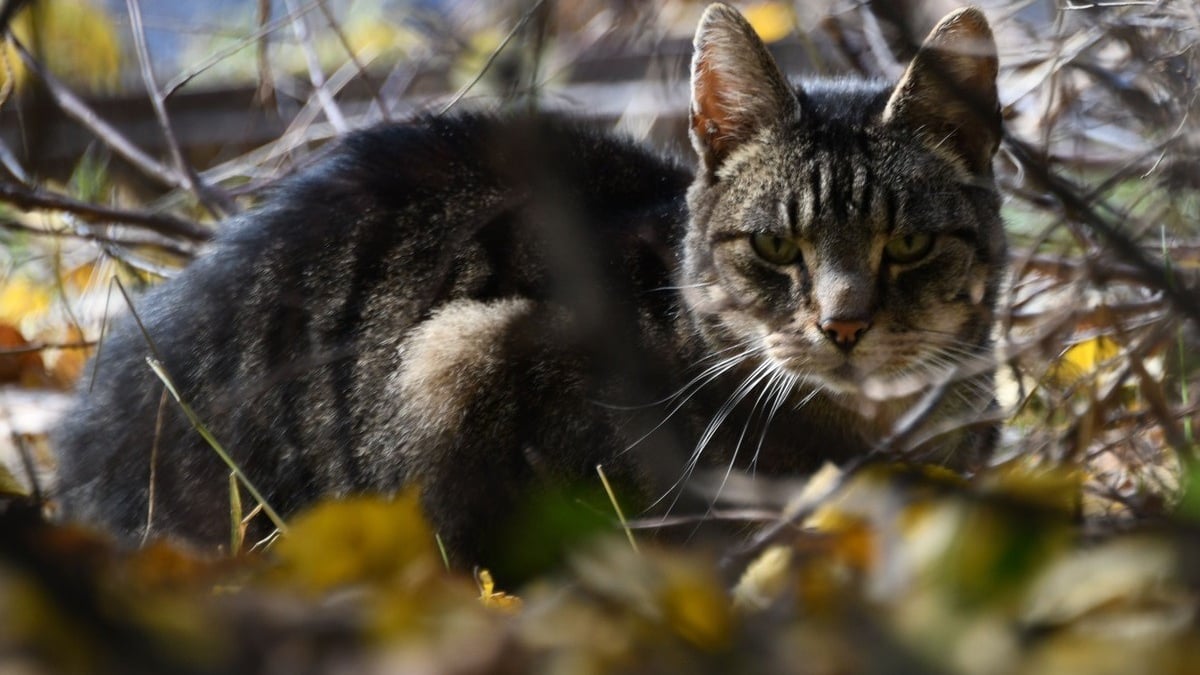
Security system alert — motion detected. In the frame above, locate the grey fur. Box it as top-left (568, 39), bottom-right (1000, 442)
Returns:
top-left (54, 4), bottom-right (1005, 566)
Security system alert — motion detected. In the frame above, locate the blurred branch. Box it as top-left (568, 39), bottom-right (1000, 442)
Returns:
top-left (1004, 132), bottom-right (1200, 326)
top-left (162, 0), bottom-right (321, 99)
top-left (0, 339), bottom-right (95, 356)
top-left (0, 0), bottom-right (31, 36)
top-left (316, 0), bottom-right (391, 122)
top-left (0, 218), bottom-right (197, 258)
top-left (126, 0), bottom-right (235, 218)
top-left (10, 37), bottom-right (186, 193)
top-left (0, 181), bottom-right (210, 241)
top-left (255, 0), bottom-right (276, 109)
top-left (438, 0), bottom-right (547, 115)
top-left (1021, 251), bottom-right (1200, 289)
top-left (282, 0), bottom-right (348, 133)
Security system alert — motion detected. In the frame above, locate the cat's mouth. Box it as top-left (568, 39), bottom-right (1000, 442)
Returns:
top-left (767, 347), bottom-right (919, 398)
top-left (767, 349), bottom-right (870, 393)
top-left (815, 363), bottom-right (872, 395)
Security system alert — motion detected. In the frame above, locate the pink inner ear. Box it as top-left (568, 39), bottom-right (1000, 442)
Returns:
top-left (691, 58), bottom-right (729, 160)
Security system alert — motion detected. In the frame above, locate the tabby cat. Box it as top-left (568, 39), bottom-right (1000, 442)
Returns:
top-left (54, 4), bottom-right (1005, 567)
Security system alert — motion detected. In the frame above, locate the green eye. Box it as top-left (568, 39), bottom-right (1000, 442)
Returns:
top-left (750, 233), bottom-right (800, 265)
top-left (884, 233), bottom-right (935, 264)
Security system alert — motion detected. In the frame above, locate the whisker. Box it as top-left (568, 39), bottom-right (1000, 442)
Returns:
top-left (643, 281), bottom-right (717, 294)
top-left (748, 370), bottom-right (796, 476)
top-left (594, 338), bottom-right (757, 411)
top-left (702, 365), bottom-right (785, 514)
top-left (650, 358), bottom-right (774, 514)
top-left (618, 344), bottom-right (764, 457)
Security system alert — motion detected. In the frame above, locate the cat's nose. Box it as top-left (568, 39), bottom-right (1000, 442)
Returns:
top-left (819, 318), bottom-right (870, 350)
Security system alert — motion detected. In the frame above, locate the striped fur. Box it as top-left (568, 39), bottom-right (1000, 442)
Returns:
top-left (54, 4), bottom-right (1005, 567)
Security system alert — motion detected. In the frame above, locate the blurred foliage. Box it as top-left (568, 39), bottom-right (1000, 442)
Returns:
top-left (4, 464), bottom-right (1200, 674)
top-left (0, 0), bottom-right (120, 92)
top-left (741, 2), bottom-right (795, 44)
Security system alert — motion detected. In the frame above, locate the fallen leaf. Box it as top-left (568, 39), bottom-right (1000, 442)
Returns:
top-left (475, 567), bottom-right (521, 613)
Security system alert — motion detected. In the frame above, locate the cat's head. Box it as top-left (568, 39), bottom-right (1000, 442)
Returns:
top-left (682, 3), bottom-right (1006, 400)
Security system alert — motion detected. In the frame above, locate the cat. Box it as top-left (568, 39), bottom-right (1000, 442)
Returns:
top-left (53, 3), bottom-right (1005, 568)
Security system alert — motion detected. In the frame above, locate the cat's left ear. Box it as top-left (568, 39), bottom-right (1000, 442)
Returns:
top-left (690, 3), bottom-right (799, 175)
top-left (882, 7), bottom-right (1001, 177)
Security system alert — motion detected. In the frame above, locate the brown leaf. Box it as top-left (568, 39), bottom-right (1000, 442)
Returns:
top-left (0, 323), bottom-right (45, 386)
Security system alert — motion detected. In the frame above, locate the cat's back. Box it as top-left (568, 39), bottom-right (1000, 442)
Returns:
top-left (53, 112), bottom-right (691, 546)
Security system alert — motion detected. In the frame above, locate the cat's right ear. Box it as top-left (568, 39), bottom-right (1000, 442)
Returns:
top-left (690, 3), bottom-right (798, 176)
top-left (882, 7), bottom-right (1001, 177)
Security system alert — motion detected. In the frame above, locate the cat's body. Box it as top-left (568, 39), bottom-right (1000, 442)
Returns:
top-left (55, 4), bottom-right (1005, 565)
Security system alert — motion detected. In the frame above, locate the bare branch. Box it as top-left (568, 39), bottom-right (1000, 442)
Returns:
top-left (10, 37), bottom-right (186, 191)
top-left (282, 0), bottom-right (348, 133)
top-left (1004, 132), bottom-right (1200, 327)
top-left (437, 0), bottom-right (547, 116)
top-left (125, 0), bottom-right (236, 218)
top-left (161, 0), bottom-right (322, 99)
top-left (0, 181), bottom-right (210, 241)
top-left (316, 0), bottom-right (391, 122)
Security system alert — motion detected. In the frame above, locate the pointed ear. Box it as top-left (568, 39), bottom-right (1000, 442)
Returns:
top-left (690, 3), bottom-right (799, 175)
top-left (882, 7), bottom-right (1001, 176)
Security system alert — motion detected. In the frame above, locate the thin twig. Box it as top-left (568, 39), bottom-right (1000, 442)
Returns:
top-left (126, 0), bottom-right (235, 218)
top-left (161, 0), bottom-right (321, 99)
top-left (1005, 132), bottom-right (1200, 326)
top-left (437, 0), bottom-right (547, 115)
top-left (0, 340), bottom-right (95, 356)
top-left (0, 181), bottom-right (210, 241)
top-left (316, 0), bottom-right (391, 122)
top-left (255, 0), bottom-right (276, 108)
top-left (0, 218), bottom-right (196, 258)
top-left (140, 387), bottom-right (169, 547)
top-left (9, 37), bottom-right (185, 191)
top-left (108, 275), bottom-right (288, 536)
top-left (597, 464), bottom-right (639, 553)
top-left (282, 0), bottom-right (348, 133)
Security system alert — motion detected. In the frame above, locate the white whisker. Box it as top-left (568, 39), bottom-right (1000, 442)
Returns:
top-left (619, 343), bottom-right (764, 457)
top-left (650, 358), bottom-right (774, 515)
top-left (748, 370), bottom-right (796, 476)
top-left (704, 365), bottom-right (785, 513)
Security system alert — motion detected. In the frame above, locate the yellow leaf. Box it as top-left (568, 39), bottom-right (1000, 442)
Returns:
top-left (1050, 335), bottom-right (1121, 385)
top-left (475, 567), bottom-right (522, 613)
top-left (62, 262), bottom-right (100, 293)
top-left (3, 0), bottom-right (121, 92)
top-left (570, 541), bottom-right (733, 651)
top-left (0, 278), bottom-right (52, 326)
top-left (976, 461), bottom-right (1082, 514)
top-left (0, 462), bottom-right (28, 497)
top-left (732, 545), bottom-right (792, 612)
top-left (268, 492), bottom-right (438, 593)
top-left (658, 560), bottom-right (732, 651)
top-left (742, 2), bottom-right (795, 44)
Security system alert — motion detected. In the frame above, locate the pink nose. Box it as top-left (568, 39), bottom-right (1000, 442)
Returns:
top-left (819, 318), bottom-right (870, 350)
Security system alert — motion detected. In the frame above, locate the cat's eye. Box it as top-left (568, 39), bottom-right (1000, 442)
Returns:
top-left (883, 233), bottom-right (935, 264)
top-left (750, 233), bottom-right (800, 265)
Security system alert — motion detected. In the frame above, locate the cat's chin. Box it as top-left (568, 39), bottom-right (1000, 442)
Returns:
top-left (772, 361), bottom-right (868, 397)
top-left (798, 366), bottom-right (933, 402)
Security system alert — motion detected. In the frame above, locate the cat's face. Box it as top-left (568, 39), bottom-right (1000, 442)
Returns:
top-left (683, 4), bottom-right (1005, 400)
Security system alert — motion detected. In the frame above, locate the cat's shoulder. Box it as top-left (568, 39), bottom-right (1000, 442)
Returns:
top-left (227, 112), bottom-right (689, 236)
top-left (310, 112), bottom-right (688, 197)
